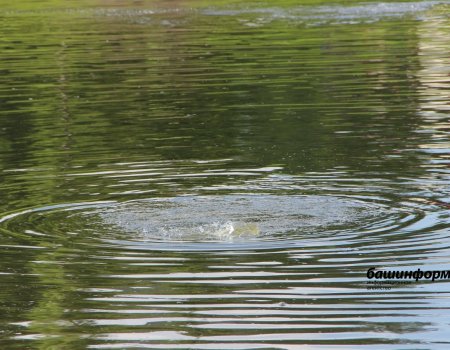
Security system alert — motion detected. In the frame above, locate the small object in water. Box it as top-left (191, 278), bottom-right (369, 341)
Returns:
top-left (231, 222), bottom-right (260, 236)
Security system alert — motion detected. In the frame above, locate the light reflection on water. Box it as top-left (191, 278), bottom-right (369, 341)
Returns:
top-left (0, 0), bottom-right (449, 348)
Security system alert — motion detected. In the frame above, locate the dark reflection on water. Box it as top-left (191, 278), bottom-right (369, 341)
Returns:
top-left (0, 0), bottom-right (449, 348)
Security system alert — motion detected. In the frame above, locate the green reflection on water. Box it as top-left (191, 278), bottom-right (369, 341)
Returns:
top-left (0, 0), bottom-right (449, 348)
top-left (1, 1), bottom-right (447, 207)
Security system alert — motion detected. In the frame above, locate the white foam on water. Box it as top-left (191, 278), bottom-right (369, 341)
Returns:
top-left (97, 195), bottom-right (386, 242)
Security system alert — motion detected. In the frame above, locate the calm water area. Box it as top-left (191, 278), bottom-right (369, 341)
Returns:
top-left (0, 0), bottom-right (449, 348)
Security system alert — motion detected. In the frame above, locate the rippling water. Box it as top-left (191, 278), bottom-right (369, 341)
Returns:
top-left (0, 0), bottom-right (449, 348)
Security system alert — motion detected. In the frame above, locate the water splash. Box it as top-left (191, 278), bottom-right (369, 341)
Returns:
top-left (93, 195), bottom-right (387, 243)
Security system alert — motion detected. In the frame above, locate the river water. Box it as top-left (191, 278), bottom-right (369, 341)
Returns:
top-left (0, 0), bottom-right (449, 349)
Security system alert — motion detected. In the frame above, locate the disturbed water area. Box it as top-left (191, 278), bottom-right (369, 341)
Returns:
top-left (96, 195), bottom-right (385, 242)
top-left (0, 0), bottom-right (449, 349)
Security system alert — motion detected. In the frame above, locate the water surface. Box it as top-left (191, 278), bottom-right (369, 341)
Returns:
top-left (0, 0), bottom-right (449, 348)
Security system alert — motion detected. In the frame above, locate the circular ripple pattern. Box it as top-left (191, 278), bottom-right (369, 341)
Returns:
top-left (0, 194), bottom-right (439, 252)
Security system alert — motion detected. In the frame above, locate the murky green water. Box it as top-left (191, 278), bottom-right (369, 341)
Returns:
top-left (1, 0), bottom-right (449, 348)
